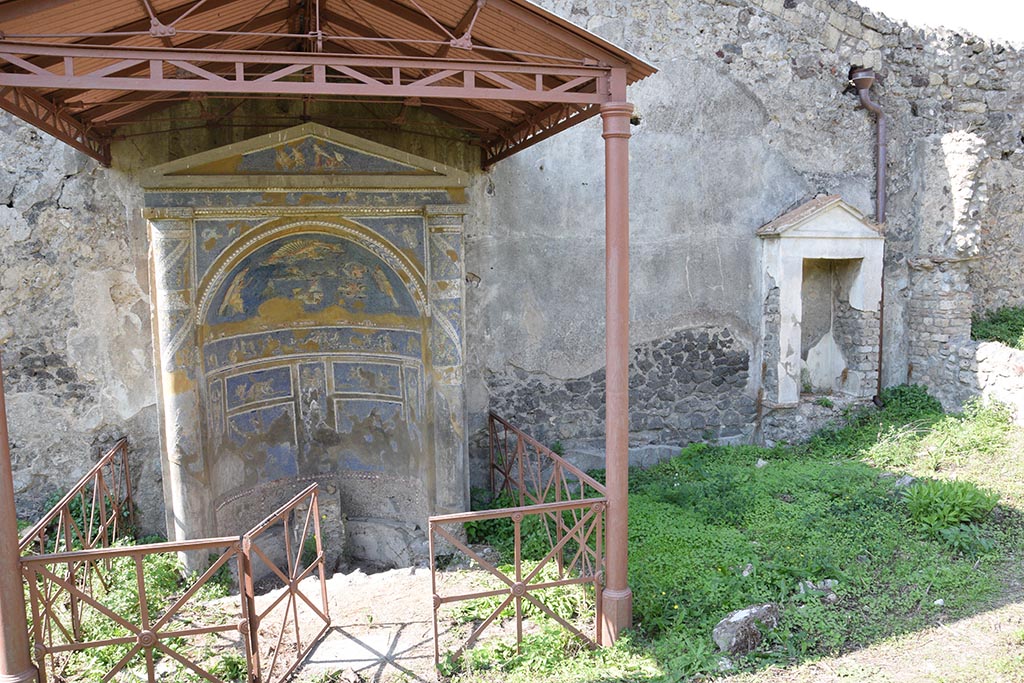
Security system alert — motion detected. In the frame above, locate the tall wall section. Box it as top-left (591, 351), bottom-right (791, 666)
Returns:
top-left (2, 0), bottom-right (1024, 525)
top-left (464, 0), bottom-right (1024, 462)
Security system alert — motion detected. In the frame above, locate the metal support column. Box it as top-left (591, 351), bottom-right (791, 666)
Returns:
top-left (0, 358), bottom-right (37, 683)
top-left (599, 100), bottom-right (633, 644)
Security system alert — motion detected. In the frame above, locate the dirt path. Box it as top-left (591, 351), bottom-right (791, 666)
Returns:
top-left (721, 593), bottom-right (1024, 683)
top-left (286, 566), bottom-right (436, 683)
top-left (288, 566), bottom-right (1024, 683)
top-left (290, 564), bottom-right (490, 683)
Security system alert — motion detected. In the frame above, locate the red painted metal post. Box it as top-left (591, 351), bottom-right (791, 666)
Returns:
top-left (600, 100), bottom-right (633, 644)
top-left (0, 357), bottom-right (38, 683)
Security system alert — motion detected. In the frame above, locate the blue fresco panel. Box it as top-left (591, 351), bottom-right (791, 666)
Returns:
top-left (225, 366), bottom-right (293, 410)
top-left (332, 362), bottom-right (402, 397)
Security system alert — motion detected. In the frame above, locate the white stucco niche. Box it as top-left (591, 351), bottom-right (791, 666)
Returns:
top-left (758, 195), bottom-right (884, 406)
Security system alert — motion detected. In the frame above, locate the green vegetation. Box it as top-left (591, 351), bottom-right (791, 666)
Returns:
top-left (972, 305), bottom-right (1024, 349)
top-left (448, 386), bottom-right (1024, 682)
top-left (23, 522), bottom-right (241, 681)
top-left (31, 540), bottom-right (240, 681)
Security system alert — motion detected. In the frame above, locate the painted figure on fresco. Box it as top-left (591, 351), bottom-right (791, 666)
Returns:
top-left (312, 142), bottom-right (346, 169)
top-left (219, 267), bottom-right (249, 317)
top-left (293, 281), bottom-right (324, 306)
top-left (372, 265), bottom-right (398, 307)
top-left (207, 233), bottom-right (418, 326)
top-left (265, 238), bottom-right (344, 265)
top-left (274, 144), bottom-right (306, 170)
top-left (338, 280), bottom-right (366, 299)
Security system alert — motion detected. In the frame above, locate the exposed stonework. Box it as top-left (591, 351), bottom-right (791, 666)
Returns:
top-left (975, 342), bottom-right (1024, 423)
top-left (906, 261), bottom-right (976, 410)
top-left (476, 327), bottom-right (755, 478)
top-left (0, 117), bottom-right (162, 529)
top-left (760, 394), bottom-right (871, 447)
top-left (832, 290), bottom-right (881, 394)
top-left (4, 0), bottom-right (1024, 534)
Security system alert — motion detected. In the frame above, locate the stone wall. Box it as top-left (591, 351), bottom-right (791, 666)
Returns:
top-left (974, 341), bottom-right (1024, 423)
top-left (467, 0), bottom-right (1024, 456)
top-left (0, 117), bottom-right (162, 528)
top-left (474, 326), bottom-right (755, 483)
top-left (832, 289), bottom-right (881, 395)
top-left (906, 261), bottom-right (977, 410)
top-left (5, 0), bottom-right (1024, 530)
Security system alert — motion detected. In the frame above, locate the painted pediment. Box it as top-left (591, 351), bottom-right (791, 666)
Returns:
top-left (757, 195), bottom-right (883, 239)
top-left (141, 122), bottom-right (468, 190)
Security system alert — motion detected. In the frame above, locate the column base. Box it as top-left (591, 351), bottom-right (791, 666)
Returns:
top-left (599, 587), bottom-right (633, 645)
top-left (0, 666), bottom-right (38, 683)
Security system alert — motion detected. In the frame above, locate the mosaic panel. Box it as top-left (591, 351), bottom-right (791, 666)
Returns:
top-left (225, 366), bottom-right (293, 411)
top-left (357, 216), bottom-right (426, 268)
top-left (144, 190), bottom-right (452, 209)
top-left (195, 219), bottom-right (264, 278)
top-left (332, 362), bottom-right (402, 397)
top-left (234, 137), bottom-right (422, 175)
top-left (429, 233), bottom-right (463, 280)
top-left (227, 403), bottom-right (299, 481)
top-left (204, 328), bottom-right (422, 372)
top-left (207, 233), bottom-right (418, 327)
top-left (298, 361), bottom-right (329, 442)
top-left (146, 128), bottom-right (467, 555)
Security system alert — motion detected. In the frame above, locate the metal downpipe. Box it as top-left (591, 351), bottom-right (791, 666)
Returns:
top-left (850, 67), bottom-right (887, 401)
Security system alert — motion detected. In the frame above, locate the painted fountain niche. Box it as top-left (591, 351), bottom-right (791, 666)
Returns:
top-left (143, 124), bottom-right (469, 568)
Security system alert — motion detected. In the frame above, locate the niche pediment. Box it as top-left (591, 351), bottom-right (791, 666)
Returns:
top-left (757, 195), bottom-right (882, 240)
top-left (141, 122), bottom-right (469, 191)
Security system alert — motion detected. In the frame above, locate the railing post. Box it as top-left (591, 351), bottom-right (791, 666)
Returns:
top-left (516, 440), bottom-right (525, 507)
top-left (0, 357), bottom-right (38, 683)
top-left (488, 415), bottom-right (496, 496)
top-left (241, 535), bottom-right (261, 683)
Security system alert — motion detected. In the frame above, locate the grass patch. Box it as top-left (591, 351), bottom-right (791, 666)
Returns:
top-left (449, 385), bottom-right (1024, 682)
top-left (972, 306), bottom-right (1024, 349)
top-left (24, 535), bottom-right (242, 681)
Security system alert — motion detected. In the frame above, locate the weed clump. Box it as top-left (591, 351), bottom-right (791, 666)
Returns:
top-left (972, 306), bottom-right (1024, 349)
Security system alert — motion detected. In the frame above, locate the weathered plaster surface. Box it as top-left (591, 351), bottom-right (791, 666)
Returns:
top-left (0, 117), bottom-right (162, 529)
top-left (3, 0), bottom-right (1024, 533)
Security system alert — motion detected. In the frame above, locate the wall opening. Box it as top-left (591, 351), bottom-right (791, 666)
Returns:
top-left (758, 195), bottom-right (884, 407)
top-left (800, 258), bottom-right (863, 395)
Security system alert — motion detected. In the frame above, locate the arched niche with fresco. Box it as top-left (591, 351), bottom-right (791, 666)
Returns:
top-left (143, 124), bottom-right (469, 569)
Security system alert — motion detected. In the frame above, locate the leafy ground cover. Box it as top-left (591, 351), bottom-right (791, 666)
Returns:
top-left (21, 516), bottom-right (245, 681)
top-left (972, 305), bottom-right (1024, 349)
top-left (447, 385), bottom-right (1024, 682)
top-left (48, 542), bottom-right (244, 682)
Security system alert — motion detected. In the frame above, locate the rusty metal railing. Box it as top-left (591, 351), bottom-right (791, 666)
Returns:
top-left (489, 411), bottom-right (606, 578)
top-left (22, 537), bottom-right (250, 683)
top-left (489, 411), bottom-right (606, 503)
top-left (429, 413), bottom-right (607, 666)
top-left (242, 483), bottom-right (330, 683)
top-left (18, 440), bottom-right (331, 682)
top-left (19, 438), bottom-right (133, 555)
top-left (430, 498), bottom-right (605, 665)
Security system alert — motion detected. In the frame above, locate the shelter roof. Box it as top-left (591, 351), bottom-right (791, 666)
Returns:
top-left (0, 0), bottom-right (655, 167)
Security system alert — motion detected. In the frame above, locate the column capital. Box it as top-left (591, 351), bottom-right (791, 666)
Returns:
top-left (601, 102), bottom-right (634, 139)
